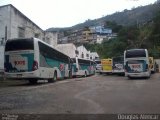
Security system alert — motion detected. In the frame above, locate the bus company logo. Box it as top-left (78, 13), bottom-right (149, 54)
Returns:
top-left (101, 61), bottom-right (111, 65)
top-left (115, 64), bottom-right (123, 69)
top-left (129, 64), bottom-right (142, 72)
top-left (14, 61), bottom-right (25, 65)
top-left (59, 64), bottom-right (64, 71)
top-left (88, 66), bottom-right (94, 70)
top-left (131, 64), bottom-right (141, 68)
top-left (88, 66), bottom-right (91, 70)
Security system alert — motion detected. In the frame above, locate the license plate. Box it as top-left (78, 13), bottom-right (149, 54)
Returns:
top-left (132, 64), bottom-right (140, 68)
top-left (129, 64), bottom-right (143, 72)
top-left (17, 74), bottom-right (22, 77)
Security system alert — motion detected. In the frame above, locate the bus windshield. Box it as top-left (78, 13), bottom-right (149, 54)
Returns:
top-left (5, 38), bottom-right (34, 51)
top-left (126, 49), bottom-right (146, 58)
top-left (95, 60), bottom-right (101, 64)
top-left (113, 56), bottom-right (123, 62)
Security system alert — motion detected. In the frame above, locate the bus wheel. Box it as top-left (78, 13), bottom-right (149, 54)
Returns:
top-left (53, 71), bottom-right (57, 81)
top-left (128, 76), bottom-right (133, 80)
top-left (84, 71), bottom-right (87, 77)
top-left (29, 79), bottom-right (37, 84)
top-left (69, 71), bottom-right (72, 79)
top-left (48, 71), bottom-right (57, 83)
top-left (146, 74), bottom-right (151, 79)
top-left (48, 79), bottom-right (53, 83)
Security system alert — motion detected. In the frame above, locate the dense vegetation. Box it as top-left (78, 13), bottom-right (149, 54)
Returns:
top-left (84, 10), bottom-right (160, 59)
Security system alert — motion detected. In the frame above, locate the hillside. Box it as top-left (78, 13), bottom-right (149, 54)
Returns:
top-left (46, 2), bottom-right (160, 31)
top-left (83, 7), bottom-right (160, 59)
top-left (97, 3), bottom-right (159, 26)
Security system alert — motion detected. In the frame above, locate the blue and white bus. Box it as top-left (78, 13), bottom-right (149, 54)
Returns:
top-left (71, 57), bottom-right (95, 77)
top-left (124, 49), bottom-right (151, 79)
top-left (4, 38), bottom-right (72, 84)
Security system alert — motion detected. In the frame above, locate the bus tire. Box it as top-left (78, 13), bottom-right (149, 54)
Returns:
top-left (29, 79), bottom-right (38, 84)
top-left (48, 78), bottom-right (53, 83)
top-left (53, 71), bottom-right (57, 81)
top-left (69, 71), bottom-right (72, 79)
top-left (84, 71), bottom-right (87, 77)
top-left (146, 77), bottom-right (150, 79)
top-left (48, 71), bottom-right (57, 83)
top-left (147, 74), bottom-right (151, 79)
top-left (128, 76), bottom-right (133, 80)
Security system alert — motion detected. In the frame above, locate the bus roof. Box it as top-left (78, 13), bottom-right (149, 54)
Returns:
top-left (6, 37), bottom-right (71, 60)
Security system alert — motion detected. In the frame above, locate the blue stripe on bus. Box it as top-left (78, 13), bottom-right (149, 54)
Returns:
top-left (5, 53), bottom-right (34, 72)
top-left (125, 60), bottom-right (147, 73)
top-left (21, 54), bottom-right (34, 71)
top-left (44, 57), bottom-right (67, 78)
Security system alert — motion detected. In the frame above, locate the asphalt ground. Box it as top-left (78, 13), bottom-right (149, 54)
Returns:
top-left (0, 73), bottom-right (160, 118)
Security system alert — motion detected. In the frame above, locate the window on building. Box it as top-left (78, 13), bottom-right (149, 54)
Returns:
top-left (86, 54), bottom-right (89, 57)
top-left (81, 52), bottom-right (84, 58)
top-left (18, 27), bottom-right (25, 38)
top-left (75, 50), bottom-right (79, 55)
top-left (35, 33), bottom-right (40, 38)
top-left (1, 38), bottom-right (4, 45)
top-left (45, 37), bottom-right (50, 44)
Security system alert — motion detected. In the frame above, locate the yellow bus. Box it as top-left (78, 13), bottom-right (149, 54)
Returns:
top-left (149, 57), bottom-right (156, 73)
top-left (101, 58), bottom-right (112, 74)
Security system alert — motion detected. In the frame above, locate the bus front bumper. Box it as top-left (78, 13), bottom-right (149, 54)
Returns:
top-left (4, 71), bottom-right (40, 80)
top-left (125, 71), bottom-right (151, 78)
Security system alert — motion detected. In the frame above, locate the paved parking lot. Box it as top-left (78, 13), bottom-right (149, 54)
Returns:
top-left (0, 73), bottom-right (160, 114)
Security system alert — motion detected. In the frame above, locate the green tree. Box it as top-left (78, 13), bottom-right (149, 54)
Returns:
top-left (104, 21), bottom-right (122, 33)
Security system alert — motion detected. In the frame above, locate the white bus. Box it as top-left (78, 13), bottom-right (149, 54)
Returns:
top-left (71, 57), bottom-right (95, 77)
top-left (112, 56), bottom-right (124, 75)
top-left (4, 38), bottom-right (72, 84)
top-left (124, 49), bottom-right (151, 79)
top-left (95, 59), bottom-right (102, 73)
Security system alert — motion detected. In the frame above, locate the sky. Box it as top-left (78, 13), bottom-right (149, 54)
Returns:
top-left (0, 0), bottom-right (157, 30)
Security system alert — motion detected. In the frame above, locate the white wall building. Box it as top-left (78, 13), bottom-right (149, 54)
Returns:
top-left (77, 45), bottom-right (90, 60)
top-left (96, 35), bottom-right (108, 44)
top-left (0, 4), bottom-right (57, 45)
top-left (0, 4), bottom-right (58, 72)
top-left (0, 4), bottom-right (44, 42)
top-left (45, 31), bottom-right (58, 48)
top-left (56, 44), bottom-right (91, 60)
top-left (55, 43), bottom-right (77, 58)
top-left (90, 52), bottom-right (100, 61)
